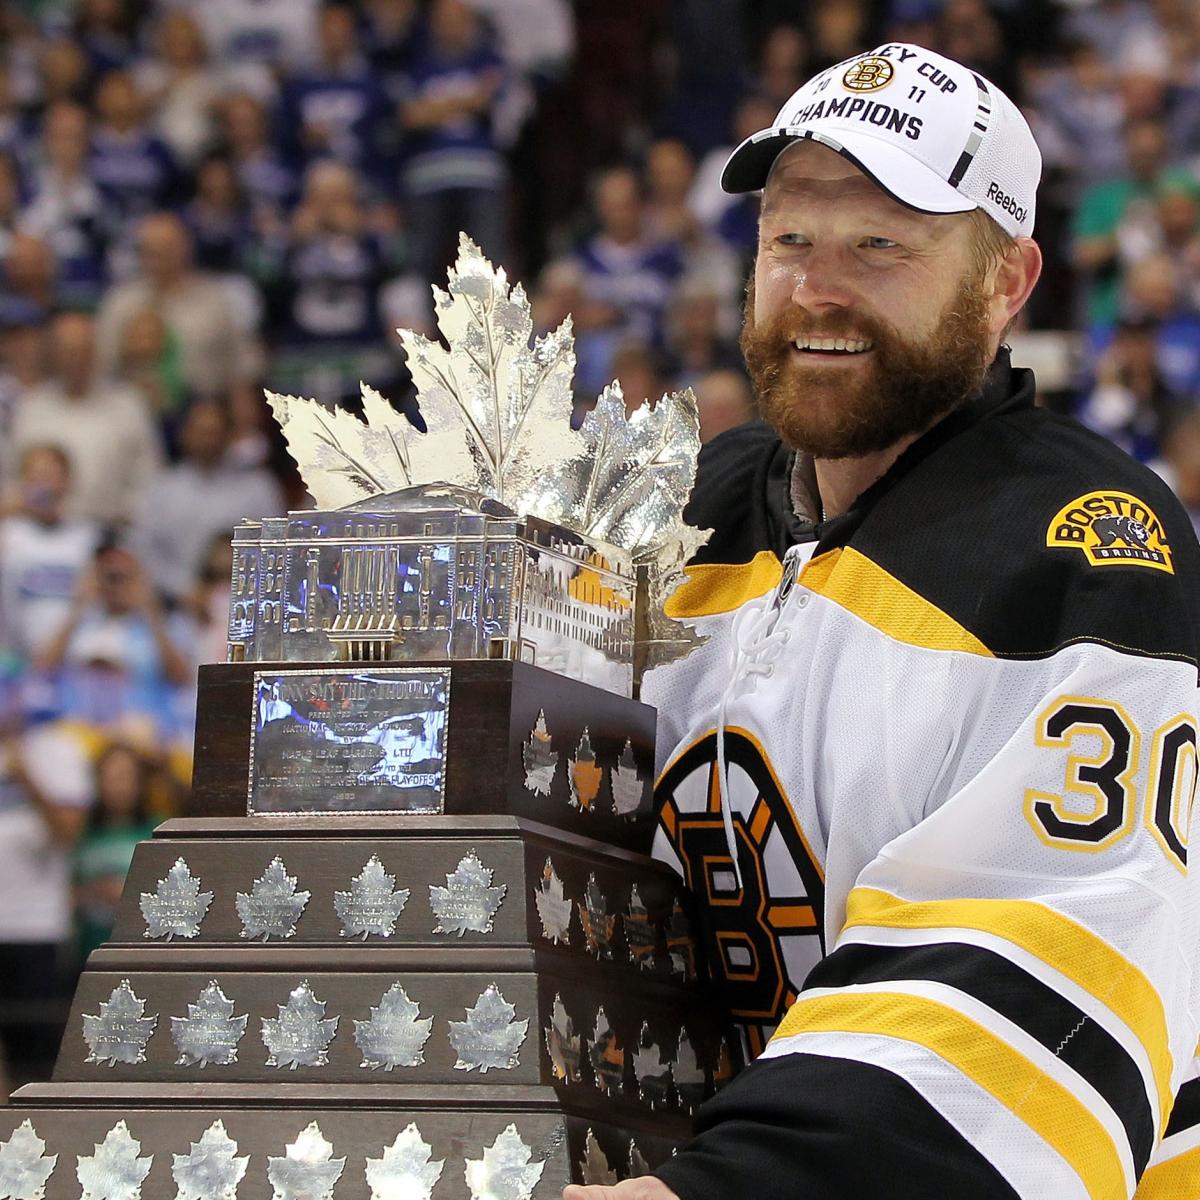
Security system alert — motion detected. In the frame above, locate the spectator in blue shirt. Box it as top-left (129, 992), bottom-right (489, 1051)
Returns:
top-left (19, 102), bottom-right (107, 309)
top-left (219, 92), bottom-right (298, 229)
top-left (572, 165), bottom-right (684, 394)
top-left (398, 0), bottom-right (508, 284)
top-left (72, 0), bottom-right (137, 81)
top-left (1087, 252), bottom-right (1200, 400)
top-left (277, 4), bottom-right (391, 184)
top-left (1077, 315), bottom-right (1187, 464)
top-left (182, 155), bottom-right (254, 276)
top-left (260, 160), bottom-right (399, 404)
top-left (90, 70), bottom-right (181, 243)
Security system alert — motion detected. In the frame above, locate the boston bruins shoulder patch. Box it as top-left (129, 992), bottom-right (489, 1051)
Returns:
top-left (1047, 490), bottom-right (1174, 574)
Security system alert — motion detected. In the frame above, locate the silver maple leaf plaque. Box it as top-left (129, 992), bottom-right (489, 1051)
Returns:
top-left (464, 1125), bottom-right (544, 1200)
top-left (261, 981), bottom-right (338, 1069)
top-left (82, 980), bottom-right (157, 1066)
top-left (429, 852), bottom-right (505, 936)
top-left (236, 858), bottom-right (310, 941)
top-left (267, 1124), bottom-right (344, 1200)
top-left (625, 884), bottom-right (657, 971)
top-left (334, 856), bottom-right (410, 939)
top-left (544, 994), bottom-right (581, 1084)
top-left (580, 1131), bottom-right (618, 1187)
top-left (448, 983), bottom-right (527, 1073)
top-left (610, 739), bottom-right (645, 817)
top-left (76, 1122), bottom-right (152, 1200)
top-left (589, 1006), bottom-right (624, 1096)
top-left (170, 1121), bottom-right (249, 1200)
top-left (533, 859), bottom-right (572, 946)
top-left (140, 858), bottom-right (213, 940)
top-left (365, 1125), bottom-right (444, 1200)
top-left (665, 899), bottom-right (696, 980)
top-left (633, 1022), bottom-right (673, 1110)
top-left (522, 710), bottom-right (558, 796)
top-left (674, 1028), bottom-right (707, 1115)
top-left (628, 1143), bottom-right (651, 1179)
top-left (0, 1120), bottom-right (57, 1200)
top-left (170, 981), bottom-right (248, 1068)
top-left (354, 982), bottom-right (433, 1070)
top-left (578, 874), bottom-right (618, 961)
top-left (568, 728), bottom-right (602, 811)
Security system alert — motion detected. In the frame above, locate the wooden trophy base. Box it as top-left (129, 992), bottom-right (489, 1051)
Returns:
top-left (0, 665), bottom-right (732, 1198)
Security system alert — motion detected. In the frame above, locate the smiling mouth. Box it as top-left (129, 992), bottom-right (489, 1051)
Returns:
top-left (792, 337), bottom-right (874, 356)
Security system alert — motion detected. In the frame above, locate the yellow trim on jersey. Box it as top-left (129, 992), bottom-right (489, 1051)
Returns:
top-left (772, 989), bottom-right (1126, 1200)
top-left (1134, 1145), bottom-right (1200, 1199)
top-left (845, 887), bottom-right (1174, 1128)
top-left (663, 551), bottom-right (782, 619)
top-left (800, 547), bottom-right (994, 657)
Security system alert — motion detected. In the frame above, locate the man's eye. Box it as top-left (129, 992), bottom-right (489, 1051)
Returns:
top-left (777, 233), bottom-right (808, 246)
top-left (865, 236), bottom-right (898, 249)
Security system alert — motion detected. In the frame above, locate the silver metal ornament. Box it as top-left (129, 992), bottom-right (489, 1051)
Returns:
top-left (463, 1125), bottom-right (544, 1200)
top-left (448, 984), bottom-right (527, 1073)
top-left (236, 858), bottom-right (310, 941)
top-left (266, 1124), bottom-right (344, 1200)
top-left (82, 981), bottom-right (157, 1066)
top-left (140, 858), bottom-right (212, 940)
top-left (365, 1125), bottom-right (444, 1200)
top-left (0, 1121), bottom-right (57, 1200)
top-left (261, 981), bottom-right (338, 1069)
top-left (334, 856), bottom-right (409, 939)
top-left (430, 852), bottom-right (505, 936)
top-left (170, 981), bottom-right (248, 1069)
top-left (76, 1123), bottom-right (152, 1200)
top-left (354, 983), bottom-right (432, 1070)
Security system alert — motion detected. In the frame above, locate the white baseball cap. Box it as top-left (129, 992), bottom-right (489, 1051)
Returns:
top-left (722, 43), bottom-right (1041, 238)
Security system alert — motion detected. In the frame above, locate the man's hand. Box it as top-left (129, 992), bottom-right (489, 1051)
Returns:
top-left (563, 1180), bottom-right (680, 1200)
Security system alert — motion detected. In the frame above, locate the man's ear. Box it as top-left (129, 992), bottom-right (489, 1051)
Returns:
top-left (989, 237), bottom-right (1042, 338)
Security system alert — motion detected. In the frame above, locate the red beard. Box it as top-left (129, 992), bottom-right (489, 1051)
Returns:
top-left (740, 274), bottom-right (994, 459)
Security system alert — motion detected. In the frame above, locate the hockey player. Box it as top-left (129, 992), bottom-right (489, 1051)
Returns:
top-left (565, 44), bottom-right (1200, 1200)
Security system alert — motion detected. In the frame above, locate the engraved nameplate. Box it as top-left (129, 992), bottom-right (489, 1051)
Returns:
top-left (248, 668), bottom-right (450, 815)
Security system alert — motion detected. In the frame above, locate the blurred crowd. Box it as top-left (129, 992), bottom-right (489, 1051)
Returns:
top-left (4, 0), bottom-right (1200, 1090)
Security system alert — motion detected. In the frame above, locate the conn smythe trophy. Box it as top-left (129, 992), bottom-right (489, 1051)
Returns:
top-left (0, 237), bottom-right (738, 1199)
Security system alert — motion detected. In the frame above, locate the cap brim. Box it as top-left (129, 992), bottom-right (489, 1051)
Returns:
top-left (721, 127), bottom-right (978, 217)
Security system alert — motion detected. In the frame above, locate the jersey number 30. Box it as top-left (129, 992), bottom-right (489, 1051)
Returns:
top-left (1024, 696), bottom-right (1196, 870)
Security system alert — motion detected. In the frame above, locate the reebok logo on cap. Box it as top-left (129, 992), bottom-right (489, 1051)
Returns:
top-left (721, 43), bottom-right (1041, 238)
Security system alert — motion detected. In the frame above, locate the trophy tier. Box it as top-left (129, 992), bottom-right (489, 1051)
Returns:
top-left (2, 660), bottom-right (739, 1198)
top-left (228, 486), bottom-right (639, 699)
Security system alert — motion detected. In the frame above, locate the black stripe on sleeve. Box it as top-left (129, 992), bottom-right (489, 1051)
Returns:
top-left (805, 940), bottom-right (1154, 1175)
top-left (1166, 1078), bottom-right (1200, 1138)
top-left (654, 1053), bottom-right (1021, 1200)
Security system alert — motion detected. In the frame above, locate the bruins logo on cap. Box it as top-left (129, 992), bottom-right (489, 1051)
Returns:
top-left (842, 56), bottom-right (894, 93)
top-left (1047, 490), bottom-right (1173, 573)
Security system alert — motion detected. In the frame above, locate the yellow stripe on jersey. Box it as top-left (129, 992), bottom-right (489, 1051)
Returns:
top-left (1134, 1145), bottom-right (1200, 1199)
top-left (845, 887), bottom-right (1174, 1128)
top-left (663, 551), bottom-right (782, 618)
top-left (771, 989), bottom-right (1126, 1200)
top-left (800, 547), bottom-right (994, 657)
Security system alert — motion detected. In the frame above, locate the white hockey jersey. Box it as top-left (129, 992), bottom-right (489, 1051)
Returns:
top-left (646, 353), bottom-right (1200, 1200)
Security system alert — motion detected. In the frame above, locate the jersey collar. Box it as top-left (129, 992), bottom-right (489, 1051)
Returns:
top-left (790, 347), bottom-right (1035, 551)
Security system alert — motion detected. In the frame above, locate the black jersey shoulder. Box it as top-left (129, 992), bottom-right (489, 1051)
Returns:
top-left (845, 401), bottom-right (1200, 667)
top-left (684, 420), bottom-right (802, 566)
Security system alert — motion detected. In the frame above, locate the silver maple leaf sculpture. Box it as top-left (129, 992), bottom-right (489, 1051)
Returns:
top-left (266, 234), bottom-right (711, 670)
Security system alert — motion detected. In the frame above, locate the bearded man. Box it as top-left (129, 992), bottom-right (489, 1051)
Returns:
top-left (566, 45), bottom-right (1200, 1200)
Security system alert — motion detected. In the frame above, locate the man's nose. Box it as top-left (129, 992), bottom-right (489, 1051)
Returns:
top-left (789, 245), bottom-right (856, 311)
